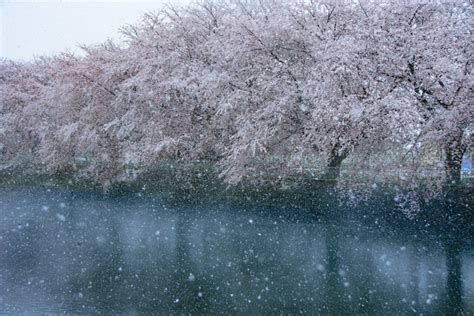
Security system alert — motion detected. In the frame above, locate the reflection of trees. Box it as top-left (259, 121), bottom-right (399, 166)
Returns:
top-left (171, 213), bottom-right (197, 313)
top-left (231, 215), bottom-right (292, 313)
top-left (408, 243), bottom-right (421, 308)
top-left (442, 189), bottom-right (465, 316)
top-left (444, 235), bottom-right (464, 315)
top-left (325, 224), bottom-right (343, 314)
top-left (27, 189), bottom-right (469, 314)
top-left (1, 219), bottom-right (41, 281)
top-left (349, 245), bottom-right (380, 314)
top-left (320, 186), bottom-right (348, 315)
top-left (68, 213), bottom-right (129, 313)
top-left (170, 210), bottom-right (228, 314)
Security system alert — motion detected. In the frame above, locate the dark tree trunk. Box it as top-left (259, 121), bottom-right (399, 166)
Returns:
top-left (323, 147), bottom-right (348, 183)
top-left (443, 130), bottom-right (466, 225)
top-left (442, 130), bottom-right (466, 315)
top-left (444, 129), bottom-right (465, 186)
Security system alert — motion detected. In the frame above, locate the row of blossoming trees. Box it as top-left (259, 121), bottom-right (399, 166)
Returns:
top-left (0, 0), bottom-right (472, 200)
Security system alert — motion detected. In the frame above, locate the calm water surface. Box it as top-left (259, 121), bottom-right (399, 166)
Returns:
top-left (0, 186), bottom-right (473, 315)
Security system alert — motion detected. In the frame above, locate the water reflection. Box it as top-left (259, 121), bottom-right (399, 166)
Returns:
top-left (0, 187), bottom-right (472, 314)
top-left (445, 237), bottom-right (463, 315)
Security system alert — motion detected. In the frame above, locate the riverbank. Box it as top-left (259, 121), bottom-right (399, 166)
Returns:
top-left (1, 161), bottom-right (473, 224)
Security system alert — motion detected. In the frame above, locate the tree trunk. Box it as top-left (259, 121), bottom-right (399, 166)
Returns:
top-left (323, 148), bottom-right (348, 183)
top-left (442, 130), bottom-right (466, 314)
top-left (443, 130), bottom-right (465, 220)
top-left (444, 129), bottom-right (465, 186)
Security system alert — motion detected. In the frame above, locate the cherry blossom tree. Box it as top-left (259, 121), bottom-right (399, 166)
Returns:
top-left (0, 0), bottom-right (472, 202)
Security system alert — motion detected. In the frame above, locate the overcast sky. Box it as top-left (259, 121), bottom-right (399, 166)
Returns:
top-left (1, 0), bottom-right (190, 61)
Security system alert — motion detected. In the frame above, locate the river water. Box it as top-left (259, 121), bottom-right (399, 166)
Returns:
top-left (0, 186), bottom-right (473, 314)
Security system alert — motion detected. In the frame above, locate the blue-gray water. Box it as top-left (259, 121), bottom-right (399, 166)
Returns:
top-left (0, 186), bottom-right (473, 315)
